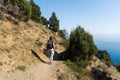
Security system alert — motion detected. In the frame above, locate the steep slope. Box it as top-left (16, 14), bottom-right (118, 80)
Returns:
top-left (86, 56), bottom-right (120, 80)
top-left (0, 12), bottom-right (67, 78)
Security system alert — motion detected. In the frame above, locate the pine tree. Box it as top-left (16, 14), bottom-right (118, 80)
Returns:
top-left (15, 0), bottom-right (32, 21)
top-left (68, 26), bottom-right (98, 62)
top-left (30, 0), bottom-right (41, 22)
top-left (49, 12), bottom-right (59, 32)
top-left (59, 29), bottom-right (69, 39)
top-left (41, 16), bottom-right (48, 27)
top-left (2, 0), bottom-right (31, 21)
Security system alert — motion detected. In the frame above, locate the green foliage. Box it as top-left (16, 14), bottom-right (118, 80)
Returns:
top-left (35, 39), bottom-right (43, 46)
top-left (17, 65), bottom-right (26, 71)
top-left (17, 0), bottom-right (32, 21)
top-left (0, 11), bottom-right (4, 20)
top-left (59, 50), bottom-right (69, 60)
top-left (59, 30), bottom-right (66, 39)
top-left (59, 29), bottom-right (69, 40)
top-left (66, 60), bottom-right (87, 79)
top-left (96, 50), bottom-right (113, 67)
top-left (68, 26), bottom-right (98, 62)
top-left (2, 0), bottom-right (32, 21)
top-left (60, 26), bottom-right (97, 79)
top-left (114, 64), bottom-right (120, 72)
top-left (49, 12), bottom-right (59, 32)
top-left (30, 0), bottom-right (41, 22)
top-left (8, 54), bottom-right (13, 59)
top-left (76, 60), bottom-right (89, 68)
top-left (25, 3), bottom-right (32, 21)
top-left (41, 16), bottom-right (48, 27)
top-left (0, 61), bottom-right (3, 66)
top-left (6, 16), bottom-right (13, 21)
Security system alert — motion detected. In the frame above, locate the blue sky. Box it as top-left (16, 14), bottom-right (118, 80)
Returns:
top-left (34, 0), bottom-right (120, 42)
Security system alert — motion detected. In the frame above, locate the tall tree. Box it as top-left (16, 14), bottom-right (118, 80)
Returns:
top-left (49, 12), bottom-right (59, 32)
top-left (13, 0), bottom-right (32, 21)
top-left (2, 0), bottom-right (31, 21)
top-left (68, 26), bottom-right (98, 62)
top-left (41, 16), bottom-right (48, 27)
top-left (59, 29), bottom-right (69, 39)
top-left (30, 0), bottom-right (41, 22)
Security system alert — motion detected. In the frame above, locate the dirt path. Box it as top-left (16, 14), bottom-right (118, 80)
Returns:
top-left (0, 61), bottom-right (67, 80)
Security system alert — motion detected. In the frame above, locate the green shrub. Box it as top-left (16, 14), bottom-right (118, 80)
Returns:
top-left (62, 26), bottom-right (98, 79)
top-left (0, 11), bottom-right (4, 20)
top-left (96, 50), bottom-right (113, 67)
top-left (76, 60), bottom-right (89, 68)
top-left (59, 51), bottom-right (69, 60)
top-left (68, 26), bottom-right (98, 62)
top-left (66, 59), bottom-right (73, 66)
top-left (8, 55), bottom-right (13, 59)
top-left (17, 65), bottom-right (26, 71)
top-left (1, 29), bottom-right (8, 36)
top-left (0, 61), bottom-right (3, 66)
top-left (6, 16), bottom-right (13, 21)
top-left (66, 60), bottom-right (91, 80)
top-left (66, 60), bottom-right (86, 79)
top-left (35, 39), bottom-right (43, 46)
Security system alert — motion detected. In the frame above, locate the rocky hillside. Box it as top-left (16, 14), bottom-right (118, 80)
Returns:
top-left (86, 56), bottom-right (120, 80)
top-left (0, 11), bottom-right (67, 75)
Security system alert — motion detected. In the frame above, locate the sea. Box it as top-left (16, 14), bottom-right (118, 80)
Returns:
top-left (94, 39), bottom-right (120, 65)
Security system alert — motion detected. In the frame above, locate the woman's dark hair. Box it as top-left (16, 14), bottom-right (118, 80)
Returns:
top-left (49, 36), bottom-right (53, 40)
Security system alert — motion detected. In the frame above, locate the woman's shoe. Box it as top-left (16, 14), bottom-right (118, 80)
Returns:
top-left (49, 61), bottom-right (53, 64)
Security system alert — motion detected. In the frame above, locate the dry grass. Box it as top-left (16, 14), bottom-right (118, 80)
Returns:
top-left (0, 12), bottom-right (67, 75)
top-left (0, 12), bottom-right (68, 80)
top-left (0, 11), bottom-right (5, 20)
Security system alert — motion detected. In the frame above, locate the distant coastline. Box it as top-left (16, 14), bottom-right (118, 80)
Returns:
top-left (94, 39), bottom-right (120, 65)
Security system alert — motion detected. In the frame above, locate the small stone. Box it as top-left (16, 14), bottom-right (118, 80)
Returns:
top-left (57, 69), bottom-right (60, 72)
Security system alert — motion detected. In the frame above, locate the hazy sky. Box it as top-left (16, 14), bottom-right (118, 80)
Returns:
top-left (34, 0), bottom-right (120, 42)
